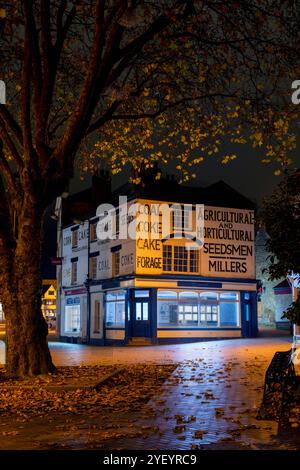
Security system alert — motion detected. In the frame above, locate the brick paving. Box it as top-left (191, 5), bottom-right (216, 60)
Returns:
top-left (101, 338), bottom-right (298, 450)
top-left (1, 332), bottom-right (300, 449)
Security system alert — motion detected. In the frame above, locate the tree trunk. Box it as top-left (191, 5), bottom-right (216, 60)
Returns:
top-left (2, 199), bottom-right (56, 376)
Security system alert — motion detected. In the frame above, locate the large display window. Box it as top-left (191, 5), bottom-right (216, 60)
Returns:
top-left (105, 290), bottom-right (126, 327)
top-left (157, 290), bottom-right (240, 328)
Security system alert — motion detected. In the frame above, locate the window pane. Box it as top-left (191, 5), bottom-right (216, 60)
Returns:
top-left (158, 290), bottom-right (177, 299)
top-left (220, 302), bottom-right (239, 326)
top-left (116, 291), bottom-right (126, 300)
top-left (158, 301), bottom-right (178, 325)
top-left (134, 290), bottom-right (150, 298)
top-left (136, 303), bottom-right (142, 320)
top-left (220, 292), bottom-right (238, 300)
top-left (106, 292), bottom-right (117, 301)
top-left (143, 303), bottom-right (149, 320)
top-left (65, 305), bottom-right (80, 333)
top-left (200, 291), bottom-right (218, 300)
top-left (106, 302), bottom-right (115, 326)
top-left (179, 291), bottom-right (198, 299)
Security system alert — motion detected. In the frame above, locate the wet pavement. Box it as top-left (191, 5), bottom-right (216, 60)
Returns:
top-left (1, 333), bottom-right (299, 449)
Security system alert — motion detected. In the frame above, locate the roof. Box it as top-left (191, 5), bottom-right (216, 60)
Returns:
top-left (273, 279), bottom-right (292, 295)
top-left (111, 179), bottom-right (255, 210)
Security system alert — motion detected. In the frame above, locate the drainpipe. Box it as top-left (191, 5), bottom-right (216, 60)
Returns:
top-left (85, 219), bottom-right (91, 344)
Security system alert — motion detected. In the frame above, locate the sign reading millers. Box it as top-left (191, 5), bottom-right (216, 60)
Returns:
top-left (200, 206), bottom-right (255, 278)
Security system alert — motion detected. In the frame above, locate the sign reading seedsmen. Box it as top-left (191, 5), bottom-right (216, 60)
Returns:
top-left (200, 206), bottom-right (255, 278)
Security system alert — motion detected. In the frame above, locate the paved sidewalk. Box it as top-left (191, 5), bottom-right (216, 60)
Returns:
top-left (1, 336), bottom-right (298, 449)
top-left (0, 335), bottom-right (293, 366)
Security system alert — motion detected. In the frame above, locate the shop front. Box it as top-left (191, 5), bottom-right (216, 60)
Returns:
top-left (102, 277), bottom-right (258, 344)
top-left (60, 288), bottom-right (88, 342)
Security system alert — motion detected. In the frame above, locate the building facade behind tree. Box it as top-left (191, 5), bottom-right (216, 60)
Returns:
top-left (57, 179), bottom-right (258, 345)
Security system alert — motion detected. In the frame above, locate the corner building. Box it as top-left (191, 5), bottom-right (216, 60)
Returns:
top-left (59, 181), bottom-right (258, 345)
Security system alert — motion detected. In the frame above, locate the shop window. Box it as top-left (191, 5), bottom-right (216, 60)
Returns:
top-left (158, 300), bottom-right (178, 325)
top-left (219, 301), bottom-right (239, 326)
top-left (72, 229), bottom-right (78, 248)
top-left (89, 256), bottom-right (98, 280)
top-left (105, 290), bottom-right (126, 327)
top-left (71, 261), bottom-right (78, 285)
top-left (65, 305), bottom-right (80, 333)
top-left (93, 300), bottom-right (101, 334)
top-left (178, 304), bottom-right (198, 325)
top-left (157, 289), bottom-right (239, 329)
top-left (199, 304), bottom-right (218, 325)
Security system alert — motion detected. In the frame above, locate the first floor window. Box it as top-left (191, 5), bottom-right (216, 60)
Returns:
top-left (65, 305), bottom-right (80, 332)
top-left (189, 249), bottom-right (199, 272)
top-left (174, 246), bottom-right (188, 272)
top-left (89, 256), bottom-right (98, 280)
top-left (112, 251), bottom-right (120, 277)
top-left (163, 245), bottom-right (199, 273)
top-left (105, 290), bottom-right (125, 327)
top-left (90, 222), bottom-right (98, 242)
top-left (71, 261), bottom-right (78, 284)
top-left (163, 245), bottom-right (172, 271)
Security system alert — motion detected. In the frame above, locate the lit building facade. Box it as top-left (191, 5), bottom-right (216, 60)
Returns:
top-left (59, 187), bottom-right (258, 345)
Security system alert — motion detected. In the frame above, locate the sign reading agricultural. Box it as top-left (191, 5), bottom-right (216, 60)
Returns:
top-left (200, 206), bottom-right (255, 279)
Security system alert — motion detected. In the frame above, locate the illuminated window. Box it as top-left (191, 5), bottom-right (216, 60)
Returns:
top-left (178, 304), bottom-right (198, 325)
top-left (105, 290), bottom-right (126, 327)
top-left (65, 305), bottom-right (80, 333)
top-left (157, 290), bottom-right (240, 328)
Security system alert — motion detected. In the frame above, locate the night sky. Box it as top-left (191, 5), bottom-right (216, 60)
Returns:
top-left (71, 143), bottom-right (300, 206)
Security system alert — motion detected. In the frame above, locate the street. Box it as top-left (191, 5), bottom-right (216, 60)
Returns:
top-left (0, 334), bottom-right (298, 449)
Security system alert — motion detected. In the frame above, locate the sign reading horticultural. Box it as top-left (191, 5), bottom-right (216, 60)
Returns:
top-left (200, 206), bottom-right (255, 279)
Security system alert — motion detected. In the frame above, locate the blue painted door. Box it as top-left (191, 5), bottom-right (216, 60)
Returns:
top-left (131, 300), bottom-right (150, 337)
